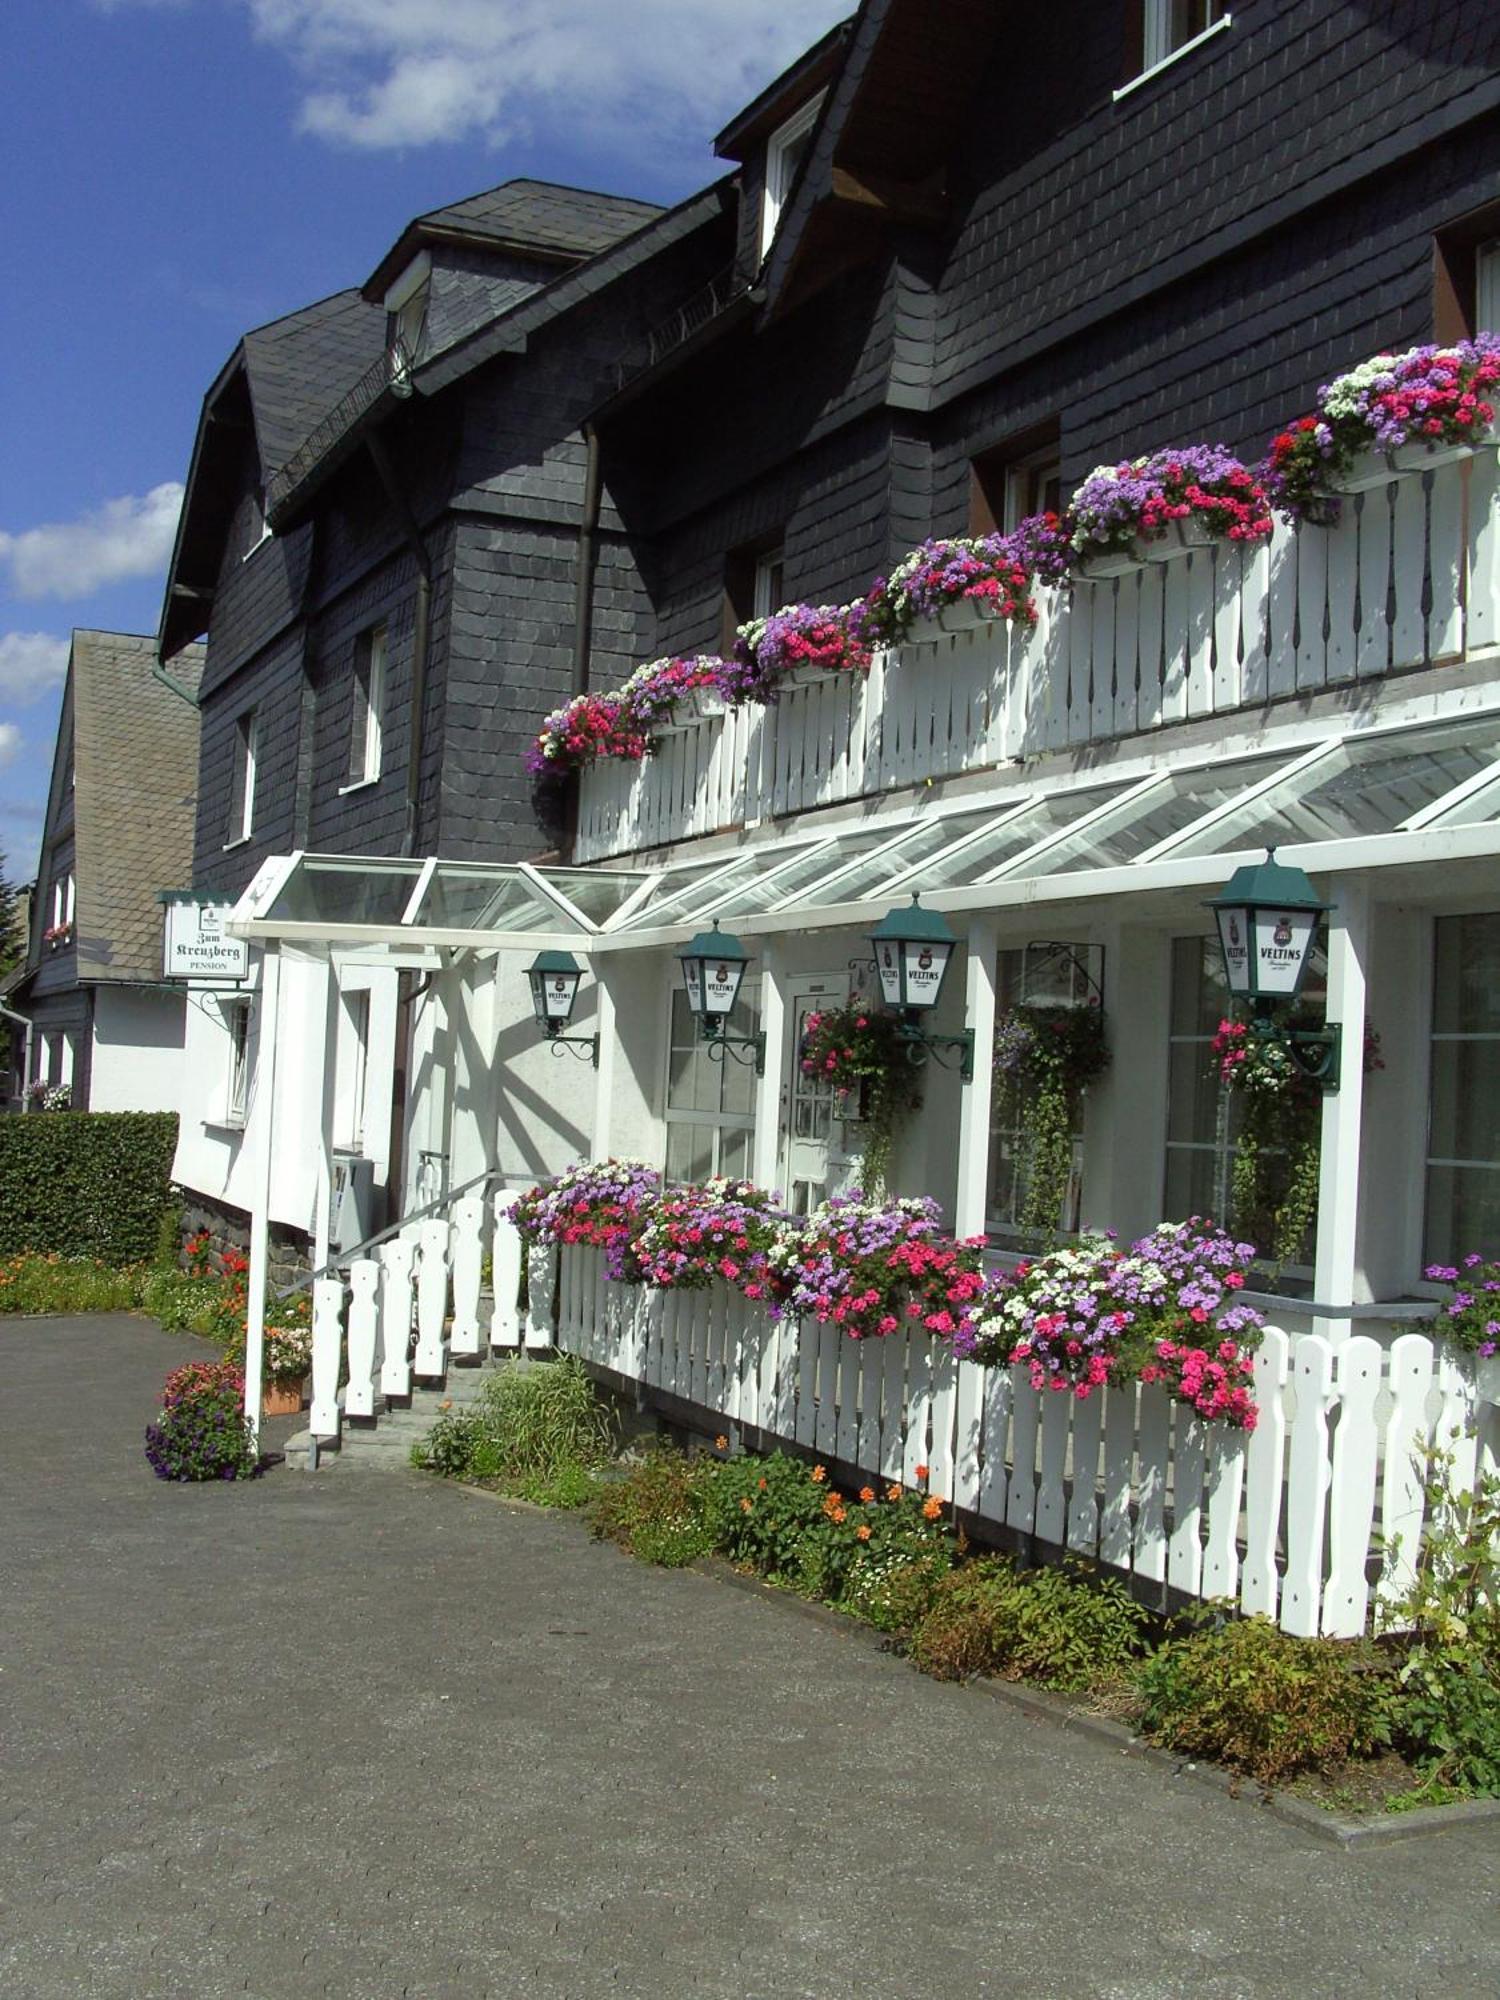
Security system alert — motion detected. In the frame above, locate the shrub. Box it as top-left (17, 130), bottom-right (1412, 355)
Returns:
top-left (144, 1360), bottom-right (258, 1482)
top-left (0, 1111), bottom-right (178, 1263)
top-left (411, 1356), bottom-right (615, 1497)
top-left (909, 1558), bottom-right (1147, 1690)
top-left (138, 1268), bottom-right (246, 1345)
top-left (590, 1450), bottom-right (718, 1567)
top-left (1383, 1450), bottom-right (1500, 1797)
top-left (1134, 1614), bottom-right (1391, 1785)
top-left (0, 1252), bottom-right (146, 1316)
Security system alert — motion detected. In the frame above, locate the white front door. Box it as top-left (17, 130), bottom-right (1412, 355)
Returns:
top-left (780, 973), bottom-right (850, 1214)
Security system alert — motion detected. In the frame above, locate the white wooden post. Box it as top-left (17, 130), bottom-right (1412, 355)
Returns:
top-left (490, 1191), bottom-right (524, 1349)
top-left (413, 1216), bottom-right (451, 1378)
top-left (448, 1193), bottom-right (485, 1358)
top-left (752, 940), bottom-right (787, 1194)
top-left (1313, 875), bottom-right (1371, 1347)
top-left (311, 958), bottom-right (341, 1275)
top-left (343, 1259), bottom-right (381, 1418)
top-left (242, 945), bottom-right (281, 1451)
top-left (953, 917), bottom-right (997, 1237)
top-left (591, 957), bottom-right (618, 1159)
top-left (308, 1276), bottom-right (345, 1438)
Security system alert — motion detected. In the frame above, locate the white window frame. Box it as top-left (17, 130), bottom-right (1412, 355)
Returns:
top-left (341, 625), bottom-right (386, 793)
top-left (662, 977), bottom-right (762, 1184)
top-left (226, 711), bottom-right (258, 849)
top-left (1478, 240), bottom-right (1500, 335)
top-left (243, 488), bottom-right (272, 562)
top-left (759, 93), bottom-right (825, 260)
top-left (752, 548), bottom-right (786, 621)
top-left (224, 998), bottom-right (253, 1128)
top-left (384, 251), bottom-right (432, 375)
top-left (1115, 3), bottom-right (1230, 98)
top-left (1424, 909), bottom-right (1500, 1268)
top-left (1002, 444), bottom-right (1064, 533)
top-left (335, 986), bottom-right (371, 1151)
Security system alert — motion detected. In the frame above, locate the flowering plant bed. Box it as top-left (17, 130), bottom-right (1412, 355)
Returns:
top-left (144, 1358), bottom-right (259, 1482)
top-left (510, 1160), bottom-right (661, 1278)
top-left (263, 1321), bottom-right (313, 1386)
top-left (968, 1218), bottom-right (1263, 1428)
top-left (1265, 334), bottom-right (1500, 517)
top-left (626, 1180), bottom-right (788, 1296)
top-left (766, 1191), bottom-right (986, 1343)
top-left (1422, 1254), bottom-right (1500, 1360)
top-left (863, 535), bottom-right (1037, 644)
top-left (525, 690), bottom-right (647, 779)
top-left (1068, 446), bottom-right (1272, 569)
top-left (733, 603), bottom-right (872, 700)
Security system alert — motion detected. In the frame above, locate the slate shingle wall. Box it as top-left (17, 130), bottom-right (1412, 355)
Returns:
top-left (192, 633), bottom-right (305, 898)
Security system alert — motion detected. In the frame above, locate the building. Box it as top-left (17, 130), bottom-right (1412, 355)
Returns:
top-left (4, 630), bottom-right (204, 1113)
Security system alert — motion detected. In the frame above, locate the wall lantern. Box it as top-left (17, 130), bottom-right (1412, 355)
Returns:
top-left (866, 894), bottom-right (974, 1081)
top-left (676, 920), bottom-right (765, 1072)
top-left (1205, 848), bottom-right (1340, 1090)
top-left (525, 950), bottom-right (599, 1066)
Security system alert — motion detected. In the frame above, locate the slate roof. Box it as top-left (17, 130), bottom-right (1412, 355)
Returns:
top-left (242, 290), bottom-right (388, 480)
top-left (423, 180), bottom-right (664, 258)
top-left (68, 632), bottom-right (205, 982)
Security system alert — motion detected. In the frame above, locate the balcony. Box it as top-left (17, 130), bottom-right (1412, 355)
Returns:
top-left (576, 453), bottom-right (1500, 863)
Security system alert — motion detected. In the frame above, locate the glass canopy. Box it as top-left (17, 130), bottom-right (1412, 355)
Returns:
top-left (237, 707), bottom-right (1500, 955)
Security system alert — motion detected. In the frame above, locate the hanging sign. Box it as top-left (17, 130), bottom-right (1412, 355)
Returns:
top-left (161, 895), bottom-right (249, 981)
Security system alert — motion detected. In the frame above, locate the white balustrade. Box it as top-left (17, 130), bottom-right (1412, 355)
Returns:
top-left (548, 1243), bottom-right (1489, 1639)
top-left (448, 1195), bottom-right (486, 1359)
top-left (378, 1235), bottom-right (417, 1400)
top-left (413, 1217), bottom-right (451, 1379)
top-left (343, 1258), bottom-right (381, 1418)
top-left (576, 459), bottom-right (1500, 861)
top-left (309, 1276), bottom-right (345, 1439)
top-left (490, 1193), bottom-right (524, 1350)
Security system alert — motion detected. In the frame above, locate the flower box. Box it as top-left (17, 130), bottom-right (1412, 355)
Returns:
top-left (657, 687), bottom-right (728, 731)
top-left (1075, 548), bottom-right (1144, 581)
top-left (1330, 448), bottom-right (1397, 494)
top-left (906, 597), bottom-right (1009, 645)
top-left (1132, 517), bottom-right (1220, 564)
top-left (1389, 427), bottom-right (1497, 474)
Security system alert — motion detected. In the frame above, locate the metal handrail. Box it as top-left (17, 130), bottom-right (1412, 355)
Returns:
top-left (276, 1164), bottom-right (513, 1298)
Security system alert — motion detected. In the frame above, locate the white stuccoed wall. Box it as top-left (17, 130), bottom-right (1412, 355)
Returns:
top-left (88, 986), bottom-right (187, 1113)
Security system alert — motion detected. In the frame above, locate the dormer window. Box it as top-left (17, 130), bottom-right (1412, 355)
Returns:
top-left (384, 252), bottom-right (432, 378)
top-left (760, 94), bottom-right (825, 261)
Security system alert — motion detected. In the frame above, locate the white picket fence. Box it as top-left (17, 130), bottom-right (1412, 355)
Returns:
top-left (575, 451), bottom-right (1500, 862)
top-left (304, 1203), bottom-right (1499, 1640)
top-left (549, 1243), bottom-right (1500, 1641)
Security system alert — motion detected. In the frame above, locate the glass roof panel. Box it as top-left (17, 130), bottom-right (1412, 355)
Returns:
top-left (1003, 752), bottom-right (1291, 879)
top-left (704, 826), bottom-right (897, 920)
top-left (533, 867), bottom-right (652, 923)
top-left (265, 855), bottom-right (425, 927)
top-left (1170, 714), bottom-right (1500, 857)
top-left (903, 781), bottom-right (1136, 891)
top-left (791, 804), bottom-right (1023, 909)
top-left (618, 837), bottom-right (825, 930)
top-left (417, 865), bottom-right (580, 934)
top-left (1426, 768), bottom-right (1500, 829)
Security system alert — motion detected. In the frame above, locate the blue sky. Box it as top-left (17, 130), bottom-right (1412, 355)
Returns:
top-left (0, 0), bottom-right (847, 883)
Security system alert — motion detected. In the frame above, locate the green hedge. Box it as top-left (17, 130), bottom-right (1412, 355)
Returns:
top-left (0, 1112), bottom-right (179, 1263)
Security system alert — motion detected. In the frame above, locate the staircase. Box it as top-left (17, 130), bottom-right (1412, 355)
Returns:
top-left (285, 1346), bottom-right (511, 1471)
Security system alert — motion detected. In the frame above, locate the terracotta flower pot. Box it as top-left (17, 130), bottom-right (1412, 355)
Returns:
top-left (262, 1377), bottom-right (307, 1417)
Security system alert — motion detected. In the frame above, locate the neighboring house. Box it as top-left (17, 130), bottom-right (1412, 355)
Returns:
top-left (5, 631), bottom-right (204, 1113)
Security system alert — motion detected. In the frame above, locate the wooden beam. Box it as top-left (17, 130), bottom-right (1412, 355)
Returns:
top-left (830, 164), bottom-right (948, 226)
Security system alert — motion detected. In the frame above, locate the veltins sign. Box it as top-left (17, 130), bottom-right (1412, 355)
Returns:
top-left (162, 898), bottom-right (249, 981)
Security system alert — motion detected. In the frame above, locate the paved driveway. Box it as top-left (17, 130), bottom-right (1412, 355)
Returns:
top-left (3, 1314), bottom-right (1499, 2000)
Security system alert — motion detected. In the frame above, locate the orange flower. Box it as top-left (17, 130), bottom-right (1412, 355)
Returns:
top-left (758, 1476), bottom-right (768, 1491)
top-left (811, 1465), bottom-right (826, 1484)
top-left (740, 1496), bottom-right (753, 1513)
top-left (856, 1524), bottom-right (872, 1542)
top-left (831, 1506), bottom-right (847, 1525)
top-left (923, 1496), bottom-right (942, 1521)
top-left (715, 1435), bottom-right (729, 1451)
top-left (859, 1486), bottom-right (876, 1504)
top-left (886, 1484), bottom-right (903, 1502)
top-left (915, 1463), bottom-right (929, 1481)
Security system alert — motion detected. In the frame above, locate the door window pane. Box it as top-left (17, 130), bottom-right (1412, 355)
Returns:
top-left (663, 980), bottom-right (760, 1183)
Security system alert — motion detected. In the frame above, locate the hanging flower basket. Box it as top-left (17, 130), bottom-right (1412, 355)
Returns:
top-left (1132, 514), bottom-right (1220, 563)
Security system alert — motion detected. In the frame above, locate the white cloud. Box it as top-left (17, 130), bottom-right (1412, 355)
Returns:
top-left (243, 0), bottom-right (848, 156)
top-left (0, 484), bottom-right (184, 602)
top-left (0, 724), bottom-right (20, 771)
top-left (0, 633), bottom-right (70, 703)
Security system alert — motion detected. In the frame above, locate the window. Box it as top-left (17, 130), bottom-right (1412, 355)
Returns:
top-left (243, 488), bottom-right (272, 561)
top-left (663, 980), bottom-right (761, 1183)
top-left (384, 252), bottom-right (432, 374)
top-left (1425, 913), bottom-right (1500, 1265)
top-left (48, 870), bottom-right (75, 940)
top-left (970, 431), bottom-right (1063, 537)
top-left (225, 999), bottom-right (252, 1126)
top-left (760, 94), bottom-right (825, 259)
top-left (1119, 1), bottom-right (1229, 92)
top-left (1479, 241), bottom-right (1500, 335)
top-left (988, 947), bottom-right (1094, 1236)
top-left (1164, 936), bottom-right (1324, 1259)
top-left (722, 538), bottom-right (787, 649)
top-left (345, 625), bottom-right (386, 790)
top-left (752, 549), bottom-right (786, 620)
top-left (335, 988), bottom-right (371, 1150)
top-left (227, 711), bottom-right (258, 846)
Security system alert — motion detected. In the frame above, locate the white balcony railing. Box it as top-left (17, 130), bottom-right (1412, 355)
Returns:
top-left (576, 453), bottom-right (1500, 862)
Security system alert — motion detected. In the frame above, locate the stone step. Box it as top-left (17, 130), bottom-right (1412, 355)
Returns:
top-left (285, 1351), bottom-right (552, 1471)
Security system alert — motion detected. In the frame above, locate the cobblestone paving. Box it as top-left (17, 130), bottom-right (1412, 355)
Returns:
top-left (4, 1315), bottom-right (1499, 1999)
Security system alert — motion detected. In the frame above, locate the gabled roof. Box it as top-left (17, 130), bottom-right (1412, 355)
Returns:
top-left (362, 178), bottom-right (665, 302)
top-left (713, 19), bottom-right (853, 159)
top-left (52, 632), bottom-right (204, 983)
top-left (758, 0), bottom-right (1003, 317)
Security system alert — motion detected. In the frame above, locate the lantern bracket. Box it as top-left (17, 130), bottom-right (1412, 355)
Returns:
top-left (895, 1017), bottom-right (975, 1083)
top-left (1248, 1000), bottom-right (1341, 1093)
top-left (698, 1018), bottom-right (766, 1074)
top-left (541, 1025), bottom-right (600, 1067)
